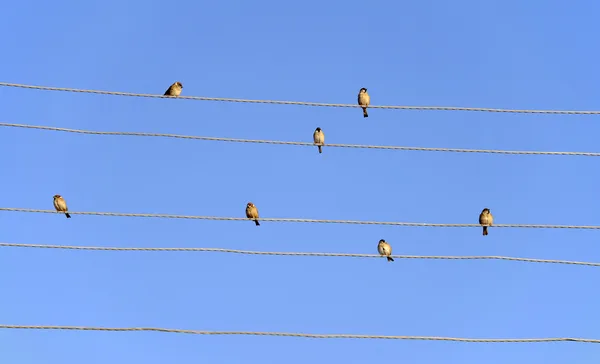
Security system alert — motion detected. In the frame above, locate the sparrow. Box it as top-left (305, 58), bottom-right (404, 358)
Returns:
top-left (246, 202), bottom-right (260, 226)
top-left (479, 208), bottom-right (493, 236)
top-left (313, 127), bottom-right (325, 153)
top-left (358, 88), bottom-right (370, 118)
top-left (377, 239), bottom-right (394, 262)
top-left (53, 194), bottom-right (71, 218)
top-left (164, 82), bottom-right (183, 96)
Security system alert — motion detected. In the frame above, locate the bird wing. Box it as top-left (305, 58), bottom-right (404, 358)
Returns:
top-left (54, 199), bottom-right (66, 211)
top-left (384, 243), bottom-right (391, 255)
top-left (479, 214), bottom-right (488, 225)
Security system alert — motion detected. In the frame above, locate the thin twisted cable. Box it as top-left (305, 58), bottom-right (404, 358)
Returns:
top-left (2, 242), bottom-right (599, 267)
top-left (1, 208), bottom-right (599, 230)
top-left (2, 82), bottom-right (600, 115)
top-left (3, 122), bottom-right (600, 157)
top-left (0, 325), bottom-right (598, 343)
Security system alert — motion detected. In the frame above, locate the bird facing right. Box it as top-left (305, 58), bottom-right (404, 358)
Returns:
top-left (53, 194), bottom-right (71, 218)
top-left (246, 202), bottom-right (260, 226)
top-left (479, 208), bottom-right (493, 236)
top-left (164, 81), bottom-right (183, 96)
top-left (313, 127), bottom-right (325, 153)
top-left (377, 239), bottom-right (394, 262)
top-left (357, 87), bottom-right (370, 118)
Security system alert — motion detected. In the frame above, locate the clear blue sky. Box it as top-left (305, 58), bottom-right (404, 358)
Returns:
top-left (1, 0), bottom-right (600, 362)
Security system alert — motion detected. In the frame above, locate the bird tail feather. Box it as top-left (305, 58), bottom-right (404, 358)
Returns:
top-left (65, 213), bottom-right (71, 218)
top-left (483, 226), bottom-right (488, 235)
top-left (387, 256), bottom-right (394, 262)
top-left (255, 220), bottom-right (260, 226)
top-left (363, 108), bottom-right (368, 118)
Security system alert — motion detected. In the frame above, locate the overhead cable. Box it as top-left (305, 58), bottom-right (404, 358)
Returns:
top-left (1, 208), bottom-right (599, 230)
top-left (1, 82), bottom-right (599, 115)
top-left (2, 122), bottom-right (599, 157)
top-left (1, 325), bottom-right (598, 343)
top-left (2, 242), bottom-right (599, 267)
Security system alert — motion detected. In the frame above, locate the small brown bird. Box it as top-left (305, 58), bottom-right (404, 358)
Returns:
top-left (246, 202), bottom-right (260, 226)
top-left (479, 208), bottom-right (493, 236)
top-left (358, 87), bottom-right (370, 118)
top-left (313, 127), bottom-right (325, 153)
top-left (164, 81), bottom-right (183, 96)
top-left (377, 239), bottom-right (394, 262)
top-left (53, 194), bottom-right (71, 218)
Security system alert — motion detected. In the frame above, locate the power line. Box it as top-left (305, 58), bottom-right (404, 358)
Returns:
top-left (1, 208), bottom-right (599, 230)
top-left (2, 242), bottom-right (599, 267)
top-left (3, 121), bottom-right (600, 157)
top-left (0, 325), bottom-right (597, 343)
top-left (2, 81), bottom-right (600, 115)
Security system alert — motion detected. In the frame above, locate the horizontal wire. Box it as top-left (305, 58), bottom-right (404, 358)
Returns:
top-left (2, 242), bottom-right (599, 267)
top-left (1, 325), bottom-right (597, 343)
top-left (2, 81), bottom-right (600, 115)
top-left (1, 208), bottom-right (599, 230)
top-left (2, 121), bottom-right (600, 157)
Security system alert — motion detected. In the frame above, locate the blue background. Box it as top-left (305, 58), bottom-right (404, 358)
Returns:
top-left (1, 0), bottom-right (600, 363)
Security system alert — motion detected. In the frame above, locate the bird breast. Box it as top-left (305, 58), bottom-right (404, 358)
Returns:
top-left (314, 132), bottom-right (324, 144)
top-left (358, 93), bottom-right (370, 106)
top-left (479, 214), bottom-right (491, 225)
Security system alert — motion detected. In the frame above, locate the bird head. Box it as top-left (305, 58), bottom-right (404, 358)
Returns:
top-left (53, 195), bottom-right (61, 199)
top-left (379, 239), bottom-right (386, 243)
top-left (176, 82), bottom-right (183, 88)
top-left (360, 88), bottom-right (367, 93)
top-left (315, 127), bottom-right (321, 132)
top-left (482, 208), bottom-right (490, 214)
top-left (247, 202), bottom-right (254, 208)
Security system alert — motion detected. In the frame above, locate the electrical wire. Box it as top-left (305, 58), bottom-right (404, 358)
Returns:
top-left (1, 325), bottom-right (598, 343)
top-left (2, 81), bottom-right (600, 115)
top-left (2, 121), bottom-right (599, 157)
top-left (1, 208), bottom-right (599, 230)
top-left (2, 242), bottom-right (599, 267)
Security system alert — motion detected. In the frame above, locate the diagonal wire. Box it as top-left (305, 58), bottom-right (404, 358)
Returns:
top-left (2, 242), bottom-right (600, 267)
top-left (0, 325), bottom-right (598, 343)
top-left (2, 81), bottom-right (600, 115)
top-left (2, 121), bottom-right (600, 157)
top-left (1, 207), bottom-right (599, 230)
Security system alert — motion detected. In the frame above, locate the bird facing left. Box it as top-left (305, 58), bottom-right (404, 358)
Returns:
top-left (245, 202), bottom-right (260, 226)
top-left (53, 194), bottom-right (71, 218)
top-left (377, 239), bottom-right (394, 262)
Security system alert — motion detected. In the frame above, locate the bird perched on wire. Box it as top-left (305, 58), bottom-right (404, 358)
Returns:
top-left (479, 208), bottom-right (493, 236)
top-left (246, 202), bottom-right (260, 226)
top-left (357, 88), bottom-right (370, 118)
top-left (313, 127), bottom-right (325, 153)
top-left (164, 82), bottom-right (183, 96)
top-left (53, 195), bottom-right (71, 218)
top-left (377, 239), bottom-right (394, 262)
